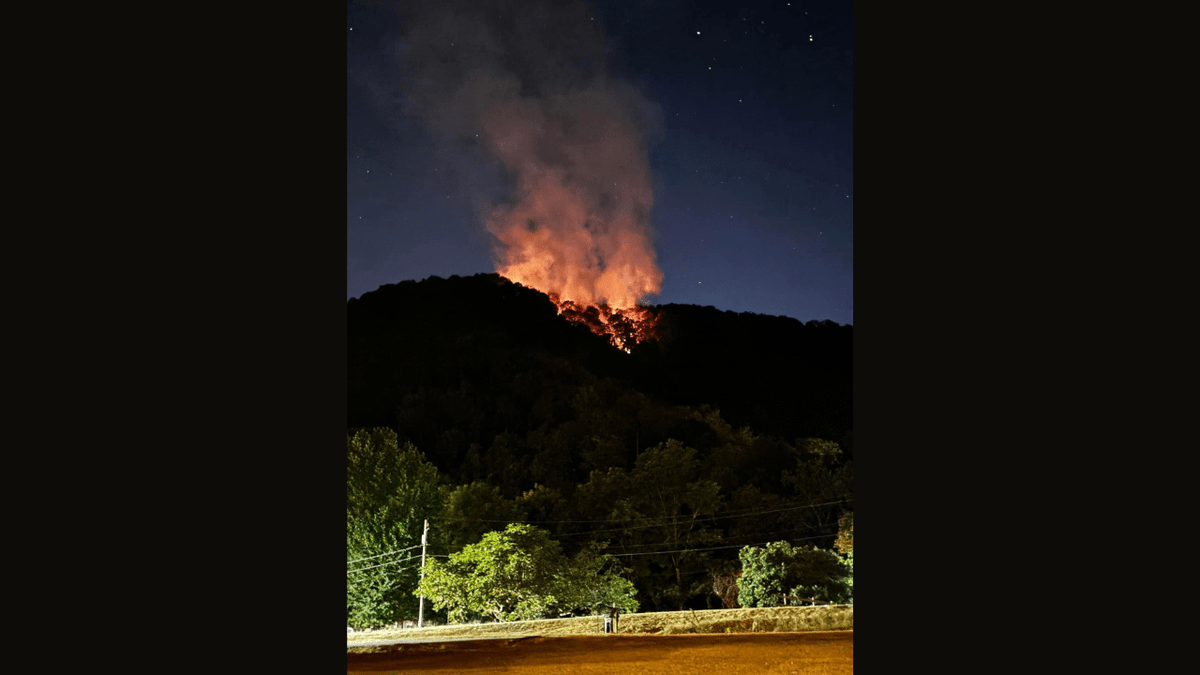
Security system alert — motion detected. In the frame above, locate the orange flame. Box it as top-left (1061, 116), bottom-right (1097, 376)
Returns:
top-left (546, 294), bottom-right (656, 352)
top-left (497, 263), bottom-right (659, 350)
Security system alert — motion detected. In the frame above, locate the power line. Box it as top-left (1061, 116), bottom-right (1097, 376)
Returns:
top-left (412, 496), bottom-right (850, 560)
top-left (425, 527), bottom-right (840, 561)
top-left (350, 553), bottom-right (454, 574)
top-left (549, 497), bottom-right (852, 538)
top-left (348, 565), bottom-right (417, 583)
top-left (426, 495), bottom-right (851, 541)
top-left (429, 495), bottom-right (851, 526)
top-left (600, 522), bottom-right (837, 551)
top-left (390, 494), bottom-right (850, 563)
top-left (347, 544), bottom-right (422, 565)
top-left (348, 554), bottom-right (421, 575)
top-left (608, 532), bottom-right (838, 558)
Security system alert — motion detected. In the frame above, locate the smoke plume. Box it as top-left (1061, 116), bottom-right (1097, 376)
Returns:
top-left (395, 0), bottom-right (664, 310)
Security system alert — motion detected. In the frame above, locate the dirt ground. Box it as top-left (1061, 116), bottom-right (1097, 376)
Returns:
top-left (347, 630), bottom-right (852, 674)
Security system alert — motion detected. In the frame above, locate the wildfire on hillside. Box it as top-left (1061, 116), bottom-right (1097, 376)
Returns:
top-left (546, 293), bottom-right (657, 352)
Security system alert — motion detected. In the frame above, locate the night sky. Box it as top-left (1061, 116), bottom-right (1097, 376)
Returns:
top-left (348, 0), bottom-right (852, 326)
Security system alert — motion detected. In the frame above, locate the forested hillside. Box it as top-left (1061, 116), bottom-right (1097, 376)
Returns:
top-left (347, 273), bottom-right (853, 627)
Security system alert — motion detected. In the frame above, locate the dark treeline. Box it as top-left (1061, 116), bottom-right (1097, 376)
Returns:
top-left (348, 273), bottom-right (853, 613)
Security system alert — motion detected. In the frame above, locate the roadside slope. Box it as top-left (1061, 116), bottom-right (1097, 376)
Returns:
top-left (348, 604), bottom-right (853, 645)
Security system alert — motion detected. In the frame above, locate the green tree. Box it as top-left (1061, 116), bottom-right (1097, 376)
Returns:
top-left (835, 512), bottom-right (853, 600)
top-left (525, 422), bottom-right (577, 493)
top-left (417, 523), bottom-right (638, 623)
top-left (781, 439), bottom-right (853, 536)
top-left (347, 428), bottom-right (444, 630)
top-left (575, 439), bottom-right (723, 611)
top-left (483, 432), bottom-right (527, 497)
top-left (723, 485), bottom-right (785, 544)
top-left (631, 440), bottom-right (723, 610)
top-left (835, 512), bottom-right (853, 554)
top-left (516, 483), bottom-right (566, 525)
top-left (436, 480), bottom-right (524, 552)
top-left (571, 383), bottom-right (631, 474)
top-left (736, 541), bottom-right (851, 608)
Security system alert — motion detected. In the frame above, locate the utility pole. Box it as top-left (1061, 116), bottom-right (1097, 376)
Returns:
top-left (418, 519), bottom-right (428, 628)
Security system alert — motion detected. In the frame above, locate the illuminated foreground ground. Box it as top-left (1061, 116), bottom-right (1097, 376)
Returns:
top-left (347, 631), bottom-right (852, 674)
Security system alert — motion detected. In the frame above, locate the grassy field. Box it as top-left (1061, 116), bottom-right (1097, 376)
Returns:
top-left (347, 604), bottom-right (853, 646)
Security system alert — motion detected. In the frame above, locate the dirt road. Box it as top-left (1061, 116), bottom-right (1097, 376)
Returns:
top-left (348, 631), bottom-right (852, 674)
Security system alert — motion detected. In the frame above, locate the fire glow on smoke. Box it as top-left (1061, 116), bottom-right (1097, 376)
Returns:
top-left (481, 93), bottom-right (663, 352)
top-left (395, 0), bottom-right (664, 349)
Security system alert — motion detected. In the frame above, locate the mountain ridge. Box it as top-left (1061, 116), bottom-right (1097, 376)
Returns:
top-left (348, 272), bottom-right (852, 486)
